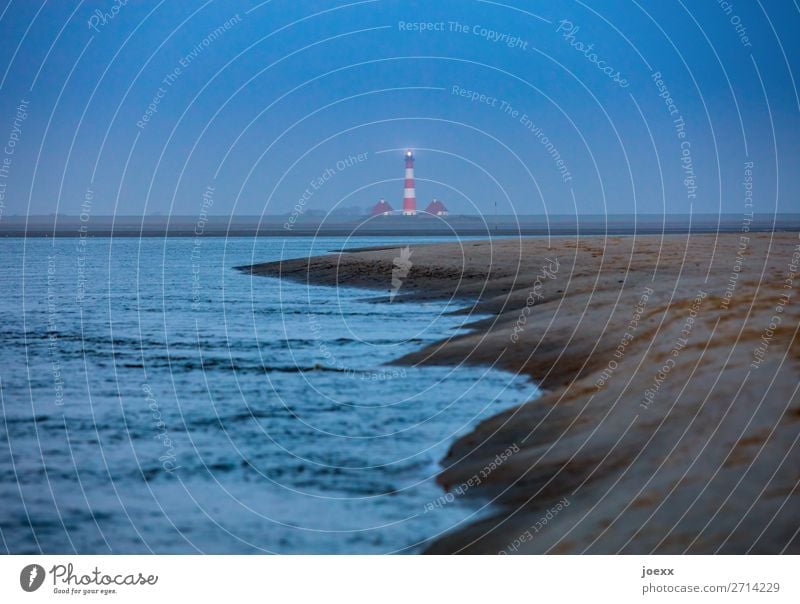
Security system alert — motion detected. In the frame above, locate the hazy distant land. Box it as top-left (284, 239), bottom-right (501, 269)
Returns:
top-left (3, 213), bottom-right (799, 237)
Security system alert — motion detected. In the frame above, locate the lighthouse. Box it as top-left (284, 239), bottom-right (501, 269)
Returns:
top-left (402, 149), bottom-right (416, 215)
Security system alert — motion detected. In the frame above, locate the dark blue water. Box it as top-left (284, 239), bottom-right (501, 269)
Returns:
top-left (0, 236), bottom-right (536, 553)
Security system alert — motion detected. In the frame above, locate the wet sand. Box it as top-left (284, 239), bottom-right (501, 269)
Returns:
top-left (239, 232), bottom-right (800, 554)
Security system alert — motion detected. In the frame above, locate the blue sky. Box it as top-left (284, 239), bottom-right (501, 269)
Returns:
top-left (0, 0), bottom-right (798, 217)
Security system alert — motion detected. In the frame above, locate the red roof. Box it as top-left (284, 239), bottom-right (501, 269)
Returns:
top-left (425, 199), bottom-right (448, 214)
top-left (371, 199), bottom-right (394, 215)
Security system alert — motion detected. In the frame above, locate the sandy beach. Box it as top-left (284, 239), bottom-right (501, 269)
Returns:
top-left (240, 232), bottom-right (800, 554)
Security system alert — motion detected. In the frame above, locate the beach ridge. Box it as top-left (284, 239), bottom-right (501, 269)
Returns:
top-left (240, 232), bottom-right (800, 554)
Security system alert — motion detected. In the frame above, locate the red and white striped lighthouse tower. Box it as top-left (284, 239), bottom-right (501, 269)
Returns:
top-left (402, 149), bottom-right (416, 215)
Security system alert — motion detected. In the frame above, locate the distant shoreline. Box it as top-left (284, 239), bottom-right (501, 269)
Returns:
top-left (4, 226), bottom-right (800, 238)
top-left (242, 232), bottom-right (800, 554)
top-left (3, 213), bottom-right (799, 238)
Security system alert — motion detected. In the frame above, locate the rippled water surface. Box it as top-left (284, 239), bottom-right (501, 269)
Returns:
top-left (0, 236), bottom-right (536, 553)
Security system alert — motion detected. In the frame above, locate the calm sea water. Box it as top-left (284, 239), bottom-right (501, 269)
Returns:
top-left (0, 236), bottom-right (536, 553)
